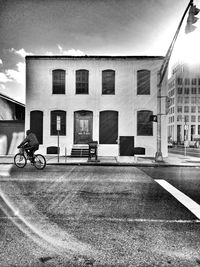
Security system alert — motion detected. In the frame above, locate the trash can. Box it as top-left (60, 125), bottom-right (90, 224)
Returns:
top-left (88, 141), bottom-right (98, 160)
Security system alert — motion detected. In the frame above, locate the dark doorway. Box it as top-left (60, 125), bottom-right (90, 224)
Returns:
top-left (120, 136), bottom-right (134, 156)
top-left (30, 110), bottom-right (43, 144)
top-left (99, 111), bottom-right (118, 144)
top-left (74, 111), bottom-right (93, 144)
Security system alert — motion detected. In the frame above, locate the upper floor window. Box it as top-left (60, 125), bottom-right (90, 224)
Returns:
top-left (102, 70), bottom-right (115, 95)
top-left (184, 78), bottom-right (190, 85)
top-left (52, 69), bottom-right (65, 94)
top-left (178, 87), bottom-right (183, 94)
top-left (184, 87), bottom-right (189, 94)
top-left (192, 78), bottom-right (197, 85)
top-left (192, 87), bottom-right (197, 94)
top-left (137, 70), bottom-right (150, 95)
top-left (177, 78), bottom-right (183, 85)
top-left (76, 69), bottom-right (89, 94)
top-left (137, 110), bottom-right (153, 136)
top-left (50, 110), bottom-right (66, 136)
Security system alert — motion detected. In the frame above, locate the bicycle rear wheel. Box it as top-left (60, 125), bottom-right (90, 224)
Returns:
top-left (14, 153), bottom-right (27, 168)
top-left (33, 154), bottom-right (46, 170)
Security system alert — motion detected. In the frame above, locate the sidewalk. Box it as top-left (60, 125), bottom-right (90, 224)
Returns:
top-left (0, 153), bottom-right (200, 167)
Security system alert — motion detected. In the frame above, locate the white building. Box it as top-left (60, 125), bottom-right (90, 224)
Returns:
top-left (168, 63), bottom-right (200, 144)
top-left (25, 55), bottom-right (167, 157)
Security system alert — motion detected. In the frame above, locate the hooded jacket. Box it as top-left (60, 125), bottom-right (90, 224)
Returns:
top-left (19, 132), bottom-right (39, 147)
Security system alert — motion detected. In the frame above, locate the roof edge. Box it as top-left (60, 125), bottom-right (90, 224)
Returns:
top-left (0, 93), bottom-right (25, 107)
top-left (26, 55), bottom-right (164, 60)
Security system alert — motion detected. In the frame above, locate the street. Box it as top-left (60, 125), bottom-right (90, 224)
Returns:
top-left (0, 165), bottom-right (200, 267)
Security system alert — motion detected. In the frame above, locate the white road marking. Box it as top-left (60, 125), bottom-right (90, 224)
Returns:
top-left (0, 216), bottom-right (199, 223)
top-left (156, 179), bottom-right (200, 220)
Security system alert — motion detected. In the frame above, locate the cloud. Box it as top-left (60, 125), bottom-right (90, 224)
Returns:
top-left (0, 62), bottom-right (25, 85)
top-left (0, 84), bottom-right (6, 90)
top-left (9, 48), bottom-right (33, 58)
top-left (0, 72), bottom-right (12, 83)
top-left (45, 51), bottom-right (54, 55)
top-left (57, 45), bottom-right (85, 56)
top-left (5, 62), bottom-right (25, 85)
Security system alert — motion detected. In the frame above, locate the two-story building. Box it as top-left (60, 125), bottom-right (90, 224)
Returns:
top-left (25, 55), bottom-right (167, 157)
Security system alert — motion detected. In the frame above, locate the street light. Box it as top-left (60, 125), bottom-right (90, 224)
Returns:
top-left (155, 0), bottom-right (198, 162)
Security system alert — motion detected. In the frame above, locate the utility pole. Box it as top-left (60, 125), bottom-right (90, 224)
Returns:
top-left (155, 0), bottom-right (198, 161)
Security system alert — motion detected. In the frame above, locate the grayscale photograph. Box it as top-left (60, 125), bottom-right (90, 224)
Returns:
top-left (0, 0), bottom-right (200, 266)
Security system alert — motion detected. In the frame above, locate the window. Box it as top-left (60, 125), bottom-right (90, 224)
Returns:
top-left (191, 115), bottom-right (196, 122)
top-left (76, 69), bottom-right (89, 94)
top-left (178, 87), bottom-right (183, 94)
top-left (191, 97), bottom-right (196, 104)
top-left (177, 96), bottom-right (183, 103)
top-left (184, 78), bottom-right (190, 85)
top-left (102, 70), bottom-right (115, 94)
top-left (137, 70), bottom-right (150, 95)
top-left (192, 78), bottom-right (197, 85)
top-left (52, 69), bottom-right (65, 94)
top-left (177, 78), bottom-right (183, 85)
top-left (198, 106), bottom-right (200, 113)
top-left (177, 106), bottom-right (182, 113)
top-left (185, 115), bottom-right (189, 122)
top-left (198, 116), bottom-right (200, 123)
top-left (184, 106), bottom-right (189, 113)
top-left (137, 110), bottom-right (153, 136)
top-left (192, 87), bottom-right (197, 94)
top-left (191, 106), bottom-right (196, 113)
top-left (51, 110), bottom-right (66, 135)
top-left (184, 87), bottom-right (189, 94)
top-left (184, 97), bottom-right (189, 104)
top-left (177, 115), bottom-right (183, 122)
top-left (198, 125), bottom-right (200, 134)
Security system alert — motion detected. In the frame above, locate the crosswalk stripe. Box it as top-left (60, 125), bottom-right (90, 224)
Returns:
top-left (155, 179), bottom-right (200, 220)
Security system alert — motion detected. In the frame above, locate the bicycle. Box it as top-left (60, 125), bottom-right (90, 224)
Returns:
top-left (14, 146), bottom-right (46, 170)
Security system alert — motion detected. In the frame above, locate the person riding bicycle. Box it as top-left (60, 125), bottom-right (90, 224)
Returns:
top-left (17, 130), bottom-right (39, 162)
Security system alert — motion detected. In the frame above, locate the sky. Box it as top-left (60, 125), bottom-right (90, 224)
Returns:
top-left (0, 0), bottom-right (200, 104)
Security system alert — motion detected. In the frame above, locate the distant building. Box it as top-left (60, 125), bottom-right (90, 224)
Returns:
top-left (167, 63), bottom-right (200, 143)
top-left (0, 93), bottom-right (25, 154)
top-left (26, 55), bottom-right (167, 157)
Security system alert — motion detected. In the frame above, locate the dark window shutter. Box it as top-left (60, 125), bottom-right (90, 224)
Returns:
top-left (76, 70), bottom-right (89, 94)
top-left (52, 70), bottom-right (65, 94)
top-left (137, 70), bottom-right (150, 95)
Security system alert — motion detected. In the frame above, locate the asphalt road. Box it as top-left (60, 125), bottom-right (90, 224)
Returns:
top-left (0, 165), bottom-right (200, 267)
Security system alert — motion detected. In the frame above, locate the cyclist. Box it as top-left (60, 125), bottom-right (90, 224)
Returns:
top-left (17, 130), bottom-right (39, 162)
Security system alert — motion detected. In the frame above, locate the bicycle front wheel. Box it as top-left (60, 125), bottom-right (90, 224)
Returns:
top-left (33, 154), bottom-right (46, 170)
top-left (14, 153), bottom-right (27, 168)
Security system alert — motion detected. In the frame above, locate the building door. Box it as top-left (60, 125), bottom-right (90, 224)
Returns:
top-left (99, 111), bottom-right (118, 144)
top-left (30, 110), bottom-right (43, 144)
top-left (74, 111), bottom-right (93, 144)
top-left (119, 136), bottom-right (134, 156)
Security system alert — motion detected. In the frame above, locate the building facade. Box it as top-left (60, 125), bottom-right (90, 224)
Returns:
top-left (168, 63), bottom-right (200, 144)
top-left (26, 55), bottom-right (167, 157)
top-left (0, 93), bottom-right (25, 154)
